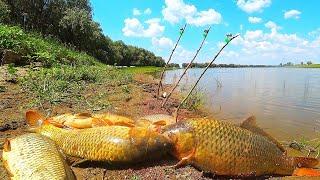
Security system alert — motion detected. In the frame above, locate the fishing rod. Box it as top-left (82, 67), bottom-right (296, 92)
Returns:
top-left (161, 27), bottom-right (211, 107)
top-left (157, 24), bottom-right (187, 98)
top-left (174, 33), bottom-right (240, 121)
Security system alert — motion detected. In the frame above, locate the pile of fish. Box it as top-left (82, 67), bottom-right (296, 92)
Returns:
top-left (2, 110), bottom-right (320, 179)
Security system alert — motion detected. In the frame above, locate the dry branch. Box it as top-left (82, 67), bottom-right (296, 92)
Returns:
top-left (157, 24), bottom-right (187, 98)
top-left (162, 27), bottom-right (211, 107)
top-left (174, 34), bottom-right (240, 121)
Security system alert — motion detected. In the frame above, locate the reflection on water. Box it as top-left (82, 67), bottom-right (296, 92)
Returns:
top-left (164, 68), bottom-right (320, 140)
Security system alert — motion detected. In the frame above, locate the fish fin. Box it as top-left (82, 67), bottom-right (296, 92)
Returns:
top-left (154, 126), bottom-right (162, 133)
top-left (25, 110), bottom-right (45, 127)
top-left (114, 121), bottom-right (135, 127)
top-left (293, 168), bottom-right (320, 176)
top-left (293, 157), bottom-right (319, 168)
top-left (76, 112), bottom-right (92, 118)
top-left (92, 118), bottom-right (112, 127)
top-left (3, 138), bottom-right (11, 152)
top-left (46, 118), bottom-right (65, 128)
top-left (174, 148), bottom-right (196, 169)
top-left (240, 116), bottom-right (286, 152)
top-left (153, 120), bottom-right (167, 126)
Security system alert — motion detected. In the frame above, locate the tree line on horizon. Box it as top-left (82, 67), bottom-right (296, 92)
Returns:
top-left (0, 0), bottom-right (165, 67)
top-left (181, 62), bottom-right (278, 68)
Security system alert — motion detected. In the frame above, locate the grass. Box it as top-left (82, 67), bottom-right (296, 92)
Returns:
top-left (20, 65), bottom-right (132, 109)
top-left (120, 66), bottom-right (162, 74)
top-left (0, 24), bottom-right (97, 67)
top-left (181, 87), bottom-right (205, 111)
top-left (294, 64), bottom-right (320, 68)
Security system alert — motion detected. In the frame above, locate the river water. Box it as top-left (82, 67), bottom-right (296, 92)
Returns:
top-left (164, 68), bottom-right (320, 141)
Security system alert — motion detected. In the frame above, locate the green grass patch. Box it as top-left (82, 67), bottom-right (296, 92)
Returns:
top-left (120, 66), bottom-right (162, 74)
top-left (294, 64), bottom-right (320, 68)
top-left (20, 65), bottom-right (132, 108)
top-left (0, 24), bottom-right (97, 67)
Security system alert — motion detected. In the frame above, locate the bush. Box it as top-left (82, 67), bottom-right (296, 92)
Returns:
top-left (0, 25), bottom-right (97, 67)
top-left (0, 1), bottom-right (10, 23)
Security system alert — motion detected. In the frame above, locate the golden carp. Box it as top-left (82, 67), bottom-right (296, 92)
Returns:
top-left (136, 114), bottom-right (176, 132)
top-left (2, 133), bottom-right (75, 180)
top-left (93, 112), bottom-right (135, 127)
top-left (26, 110), bottom-right (135, 129)
top-left (28, 122), bottom-right (172, 163)
top-left (161, 117), bottom-right (319, 177)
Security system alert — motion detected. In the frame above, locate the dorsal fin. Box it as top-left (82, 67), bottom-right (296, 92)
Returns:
top-left (75, 112), bottom-right (92, 118)
top-left (26, 110), bottom-right (45, 127)
top-left (3, 138), bottom-right (11, 152)
top-left (240, 116), bottom-right (286, 152)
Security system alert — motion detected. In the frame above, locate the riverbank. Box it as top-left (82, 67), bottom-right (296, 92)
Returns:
top-left (0, 64), bottom-right (209, 179)
top-left (294, 64), bottom-right (320, 68)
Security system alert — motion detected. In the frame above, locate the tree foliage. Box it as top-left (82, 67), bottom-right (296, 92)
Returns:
top-left (0, 0), bottom-right (10, 23)
top-left (2, 0), bottom-right (164, 66)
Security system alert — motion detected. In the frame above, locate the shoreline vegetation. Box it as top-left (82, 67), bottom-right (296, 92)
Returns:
top-left (180, 62), bottom-right (320, 68)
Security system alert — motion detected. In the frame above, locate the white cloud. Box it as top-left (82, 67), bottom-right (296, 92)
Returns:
top-left (248, 17), bottom-right (262, 23)
top-left (309, 28), bottom-right (320, 37)
top-left (133, 8), bottom-right (141, 16)
top-left (152, 37), bottom-right (173, 49)
top-left (236, 0), bottom-right (271, 13)
top-left (162, 0), bottom-right (222, 26)
top-left (133, 8), bottom-right (152, 16)
top-left (218, 26), bottom-right (320, 64)
top-left (264, 21), bottom-right (281, 33)
top-left (122, 18), bottom-right (164, 38)
top-left (144, 8), bottom-right (152, 15)
top-left (186, 9), bottom-right (222, 26)
top-left (284, 10), bottom-right (301, 19)
top-left (151, 36), bottom-right (194, 64)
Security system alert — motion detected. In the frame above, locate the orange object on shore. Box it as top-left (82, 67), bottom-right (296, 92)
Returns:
top-left (26, 115), bottom-right (172, 163)
top-left (26, 110), bottom-right (135, 129)
top-left (293, 168), bottom-right (320, 176)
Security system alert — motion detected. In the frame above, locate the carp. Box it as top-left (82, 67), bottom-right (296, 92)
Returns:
top-left (26, 110), bottom-right (135, 129)
top-left (26, 116), bottom-right (172, 163)
top-left (2, 133), bottom-right (75, 180)
top-left (136, 114), bottom-right (176, 132)
top-left (161, 116), bottom-right (319, 177)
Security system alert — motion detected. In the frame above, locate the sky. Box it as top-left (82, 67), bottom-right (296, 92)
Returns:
top-left (90, 0), bottom-right (320, 65)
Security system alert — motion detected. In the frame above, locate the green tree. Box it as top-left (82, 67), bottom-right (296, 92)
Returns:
top-left (59, 7), bottom-right (101, 51)
top-left (0, 0), bottom-right (10, 23)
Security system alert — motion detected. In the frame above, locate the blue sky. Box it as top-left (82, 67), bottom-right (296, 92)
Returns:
top-left (91, 0), bottom-right (320, 65)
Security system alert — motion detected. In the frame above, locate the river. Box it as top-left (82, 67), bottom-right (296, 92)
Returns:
top-left (164, 68), bottom-right (320, 141)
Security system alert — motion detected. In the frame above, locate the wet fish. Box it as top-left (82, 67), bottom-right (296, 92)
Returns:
top-left (2, 133), bottom-right (75, 180)
top-left (161, 117), bottom-right (319, 176)
top-left (27, 119), bottom-right (172, 163)
top-left (93, 112), bottom-right (135, 127)
top-left (26, 110), bottom-right (135, 129)
top-left (136, 114), bottom-right (176, 132)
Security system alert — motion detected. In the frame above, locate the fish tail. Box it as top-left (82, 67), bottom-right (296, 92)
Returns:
top-left (293, 168), bottom-right (320, 176)
top-left (25, 110), bottom-right (45, 127)
top-left (292, 157), bottom-right (319, 168)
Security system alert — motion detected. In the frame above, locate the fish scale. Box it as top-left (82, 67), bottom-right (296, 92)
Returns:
top-left (34, 124), bottom-right (171, 163)
top-left (162, 118), bottom-right (316, 176)
top-left (2, 133), bottom-right (74, 180)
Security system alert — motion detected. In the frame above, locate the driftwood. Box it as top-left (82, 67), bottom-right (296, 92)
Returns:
top-left (157, 24), bottom-right (187, 98)
top-left (162, 27), bottom-right (211, 107)
top-left (174, 34), bottom-right (240, 121)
